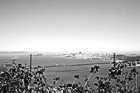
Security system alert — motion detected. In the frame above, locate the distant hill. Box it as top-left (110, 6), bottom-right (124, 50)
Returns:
top-left (0, 51), bottom-right (30, 53)
top-left (125, 56), bottom-right (140, 61)
top-left (116, 54), bottom-right (140, 61)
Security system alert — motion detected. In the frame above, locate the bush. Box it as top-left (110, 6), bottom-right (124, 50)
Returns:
top-left (0, 56), bottom-right (139, 93)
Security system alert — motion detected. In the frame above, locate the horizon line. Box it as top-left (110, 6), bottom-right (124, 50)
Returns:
top-left (0, 50), bottom-right (140, 54)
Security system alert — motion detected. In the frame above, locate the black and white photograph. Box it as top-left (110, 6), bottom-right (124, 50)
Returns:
top-left (0, 0), bottom-right (140, 92)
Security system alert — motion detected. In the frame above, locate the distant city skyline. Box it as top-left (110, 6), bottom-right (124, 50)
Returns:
top-left (0, 0), bottom-right (140, 52)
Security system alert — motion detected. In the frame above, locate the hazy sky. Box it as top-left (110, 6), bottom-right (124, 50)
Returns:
top-left (0, 0), bottom-right (140, 52)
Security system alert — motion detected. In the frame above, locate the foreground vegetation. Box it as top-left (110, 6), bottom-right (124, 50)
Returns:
top-left (0, 55), bottom-right (140, 93)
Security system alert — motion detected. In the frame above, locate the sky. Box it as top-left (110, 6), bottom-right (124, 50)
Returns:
top-left (0, 0), bottom-right (140, 52)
